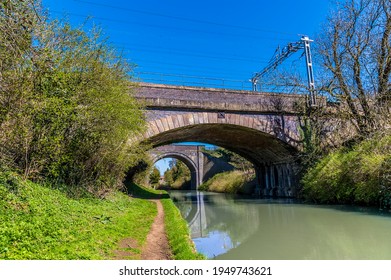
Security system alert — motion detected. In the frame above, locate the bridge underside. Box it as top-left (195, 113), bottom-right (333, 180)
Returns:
top-left (147, 124), bottom-right (297, 164)
top-left (144, 123), bottom-right (299, 197)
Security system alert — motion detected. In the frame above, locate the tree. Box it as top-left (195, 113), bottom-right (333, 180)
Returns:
top-left (0, 0), bottom-right (146, 195)
top-left (163, 168), bottom-right (174, 186)
top-left (203, 147), bottom-right (254, 172)
top-left (163, 160), bottom-right (191, 189)
top-left (317, 0), bottom-right (391, 136)
top-left (149, 167), bottom-right (161, 187)
top-left (172, 161), bottom-right (190, 182)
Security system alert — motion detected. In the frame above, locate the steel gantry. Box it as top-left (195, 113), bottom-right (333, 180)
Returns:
top-left (251, 36), bottom-right (317, 106)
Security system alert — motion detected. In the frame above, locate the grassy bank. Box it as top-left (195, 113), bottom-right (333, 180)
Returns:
top-left (199, 170), bottom-right (255, 194)
top-left (0, 172), bottom-right (157, 260)
top-left (0, 171), bottom-right (204, 260)
top-left (126, 183), bottom-right (204, 260)
top-left (301, 133), bottom-right (391, 208)
top-left (161, 198), bottom-right (205, 260)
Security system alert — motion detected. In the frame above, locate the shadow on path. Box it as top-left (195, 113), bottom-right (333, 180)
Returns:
top-left (124, 181), bottom-right (170, 199)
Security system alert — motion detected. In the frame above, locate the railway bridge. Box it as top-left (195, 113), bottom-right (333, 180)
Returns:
top-left (134, 83), bottom-right (324, 197)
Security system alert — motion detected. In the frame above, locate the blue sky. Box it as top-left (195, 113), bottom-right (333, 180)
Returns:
top-left (42, 0), bottom-right (333, 90)
top-left (41, 0), bottom-right (333, 174)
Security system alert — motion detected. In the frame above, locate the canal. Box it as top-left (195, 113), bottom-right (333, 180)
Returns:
top-left (169, 190), bottom-right (391, 259)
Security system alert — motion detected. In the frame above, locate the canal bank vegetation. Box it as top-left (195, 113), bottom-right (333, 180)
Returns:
top-left (199, 147), bottom-right (255, 194)
top-left (161, 199), bottom-right (205, 260)
top-left (147, 159), bottom-right (192, 190)
top-left (302, 132), bottom-right (391, 208)
top-left (0, 1), bottom-right (201, 260)
top-left (0, 171), bottom-right (156, 259)
top-left (162, 160), bottom-right (191, 189)
top-left (297, 0), bottom-right (391, 208)
top-left (0, 0), bottom-right (146, 197)
top-left (0, 172), bottom-right (203, 260)
top-left (125, 183), bottom-right (205, 260)
top-left (199, 170), bottom-right (255, 194)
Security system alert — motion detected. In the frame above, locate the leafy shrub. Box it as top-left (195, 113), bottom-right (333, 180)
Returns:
top-left (199, 170), bottom-right (255, 194)
top-left (302, 133), bottom-right (391, 208)
top-left (0, 1), bottom-right (146, 196)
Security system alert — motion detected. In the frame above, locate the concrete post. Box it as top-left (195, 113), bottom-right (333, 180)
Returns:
top-left (276, 165), bottom-right (282, 196)
top-left (281, 164), bottom-right (288, 196)
top-left (254, 167), bottom-right (262, 196)
top-left (270, 165), bottom-right (276, 190)
top-left (265, 164), bottom-right (270, 195)
top-left (197, 146), bottom-right (204, 187)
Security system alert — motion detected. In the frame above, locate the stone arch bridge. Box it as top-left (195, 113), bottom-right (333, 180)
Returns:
top-left (149, 144), bottom-right (236, 190)
top-left (134, 83), bottom-right (326, 197)
top-left (149, 145), bottom-right (204, 190)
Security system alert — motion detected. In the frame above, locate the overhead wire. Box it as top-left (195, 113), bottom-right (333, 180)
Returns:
top-left (49, 11), bottom-right (290, 67)
top-left (50, 10), bottom-right (297, 43)
top-left (117, 46), bottom-right (264, 63)
top-left (114, 42), bottom-right (271, 63)
top-left (50, 2), bottom-right (308, 89)
top-left (72, 0), bottom-right (298, 37)
top-left (48, 9), bottom-right (299, 69)
top-left (133, 71), bottom-right (253, 90)
top-left (127, 58), bottom-right (264, 73)
top-left (133, 63), bottom-right (254, 78)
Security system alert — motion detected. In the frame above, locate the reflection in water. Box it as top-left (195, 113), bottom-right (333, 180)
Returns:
top-left (169, 190), bottom-right (391, 260)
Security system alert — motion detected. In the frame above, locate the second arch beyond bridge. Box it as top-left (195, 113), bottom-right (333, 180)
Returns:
top-left (149, 145), bottom-right (203, 190)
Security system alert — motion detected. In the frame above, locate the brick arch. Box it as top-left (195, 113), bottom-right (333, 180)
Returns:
top-left (134, 84), bottom-right (309, 198)
top-left (151, 152), bottom-right (199, 190)
top-left (143, 112), bottom-right (301, 148)
top-left (142, 112), bottom-right (303, 198)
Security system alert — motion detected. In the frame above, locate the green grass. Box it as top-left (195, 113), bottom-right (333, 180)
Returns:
top-left (125, 181), bottom-right (166, 199)
top-left (0, 173), bottom-right (205, 260)
top-left (125, 182), bottom-right (205, 260)
top-left (301, 133), bottom-right (391, 208)
top-left (161, 198), bottom-right (205, 260)
top-left (199, 170), bottom-right (255, 194)
top-left (0, 172), bottom-right (156, 260)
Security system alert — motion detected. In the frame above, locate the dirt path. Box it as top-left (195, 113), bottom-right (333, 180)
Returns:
top-left (141, 199), bottom-right (172, 260)
top-left (114, 197), bottom-right (172, 260)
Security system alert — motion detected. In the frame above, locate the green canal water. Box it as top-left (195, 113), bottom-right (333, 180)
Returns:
top-left (169, 190), bottom-right (391, 260)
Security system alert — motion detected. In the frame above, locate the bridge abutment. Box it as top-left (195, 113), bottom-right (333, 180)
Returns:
top-left (254, 162), bottom-right (296, 198)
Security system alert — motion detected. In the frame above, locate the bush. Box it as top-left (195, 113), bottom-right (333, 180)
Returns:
top-left (0, 1), bottom-right (146, 196)
top-left (301, 133), bottom-right (391, 208)
top-left (163, 160), bottom-right (191, 189)
top-left (199, 170), bottom-right (255, 194)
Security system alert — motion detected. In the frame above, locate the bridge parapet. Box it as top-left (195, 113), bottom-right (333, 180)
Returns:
top-left (134, 83), bottom-right (321, 114)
